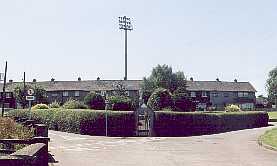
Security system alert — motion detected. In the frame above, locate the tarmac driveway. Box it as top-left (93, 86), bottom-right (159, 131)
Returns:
top-left (48, 123), bottom-right (277, 166)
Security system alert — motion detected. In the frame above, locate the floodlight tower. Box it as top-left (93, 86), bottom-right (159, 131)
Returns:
top-left (118, 16), bottom-right (133, 80)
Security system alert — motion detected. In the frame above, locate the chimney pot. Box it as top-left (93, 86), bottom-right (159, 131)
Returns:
top-left (97, 77), bottom-right (100, 81)
top-left (51, 78), bottom-right (55, 82)
top-left (78, 77), bottom-right (81, 81)
top-left (190, 77), bottom-right (193, 81)
top-left (216, 78), bottom-right (220, 82)
top-left (234, 79), bottom-right (238, 82)
top-left (32, 79), bottom-right (36, 82)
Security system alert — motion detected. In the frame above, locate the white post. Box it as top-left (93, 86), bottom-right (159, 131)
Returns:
top-left (29, 100), bottom-right (32, 119)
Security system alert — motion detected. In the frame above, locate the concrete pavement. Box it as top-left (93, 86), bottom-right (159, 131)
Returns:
top-left (48, 123), bottom-right (277, 166)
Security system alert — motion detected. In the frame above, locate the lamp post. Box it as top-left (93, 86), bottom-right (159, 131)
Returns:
top-left (1, 61), bottom-right (7, 117)
top-left (118, 16), bottom-right (133, 80)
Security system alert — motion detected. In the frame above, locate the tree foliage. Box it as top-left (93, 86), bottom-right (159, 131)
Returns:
top-left (13, 83), bottom-right (47, 108)
top-left (112, 81), bottom-right (128, 97)
top-left (142, 64), bottom-right (187, 104)
top-left (266, 66), bottom-right (277, 103)
top-left (147, 88), bottom-right (173, 111)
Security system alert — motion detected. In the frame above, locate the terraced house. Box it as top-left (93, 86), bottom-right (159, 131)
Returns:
top-left (1, 78), bottom-right (256, 110)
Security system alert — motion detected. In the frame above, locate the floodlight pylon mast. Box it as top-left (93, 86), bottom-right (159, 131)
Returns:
top-left (118, 16), bottom-right (133, 80)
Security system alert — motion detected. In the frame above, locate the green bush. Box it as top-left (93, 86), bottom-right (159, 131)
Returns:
top-left (63, 99), bottom-right (88, 109)
top-left (108, 96), bottom-right (133, 111)
top-left (225, 104), bottom-right (240, 112)
top-left (84, 92), bottom-right (105, 110)
top-left (0, 117), bottom-right (34, 139)
top-left (49, 101), bottom-right (60, 108)
top-left (153, 111), bottom-right (269, 136)
top-left (31, 103), bottom-right (49, 110)
top-left (7, 109), bottom-right (136, 137)
top-left (172, 92), bottom-right (193, 112)
top-left (147, 88), bottom-right (173, 111)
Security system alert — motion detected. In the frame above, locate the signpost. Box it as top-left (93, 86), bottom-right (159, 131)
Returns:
top-left (26, 89), bottom-right (35, 119)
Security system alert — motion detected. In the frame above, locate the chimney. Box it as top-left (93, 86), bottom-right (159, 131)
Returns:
top-left (51, 78), bottom-right (55, 82)
top-left (32, 79), bottom-right (37, 82)
top-left (8, 79), bottom-right (13, 83)
top-left (97, 77), bottom-right (100, 81)
top-left (190, 77), bottom-right (193, 81)
top-left (234, 79), bottom-right (238, 83)
top-left (216, 78), bottom-right (220, 82)
top-left (78, 77), bottom-right (81, 81)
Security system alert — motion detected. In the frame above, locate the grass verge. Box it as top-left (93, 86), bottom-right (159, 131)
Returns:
top-left (259, 128), bottom-right (277, 151)
top-left (268, 112), bottom-right (277, 122)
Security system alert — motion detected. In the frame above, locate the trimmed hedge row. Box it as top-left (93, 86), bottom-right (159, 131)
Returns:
top-left (7, 109), bottom-right (136, 137)
top-left (153, 111), bottom-right (269, 136)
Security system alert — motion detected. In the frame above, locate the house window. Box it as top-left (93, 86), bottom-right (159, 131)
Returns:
top-left (74, 91), bottom-right (80, 97)
top-left (224, 93), bottom-right (229, 97)
top-left (5, 92), bottom-right (11, 98)
top-left (52, 93), bottom-right (58, 97)
top-left (238, 92), bottom-right (248, 97)
top-left (101, 91), bottom-right (106, 97)
top-left (202, 91), bottom-right (207, 97)
top-left (63, 91), bottom-right (68, 97)
top-left (190, 92), bottom-right (196, 97)
top-left (212, 92), bottom-right (218, 97)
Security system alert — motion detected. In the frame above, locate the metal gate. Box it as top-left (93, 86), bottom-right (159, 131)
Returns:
top-left (136, 105), bottom-right (153, 137)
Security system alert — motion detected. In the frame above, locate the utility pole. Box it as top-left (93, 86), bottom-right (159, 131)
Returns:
top-left (118, 16), bottom-right (133, 80)
top-left (23, 72), bottom-right (26, 109)
top-left (1, 61), bottom-right (7, 117)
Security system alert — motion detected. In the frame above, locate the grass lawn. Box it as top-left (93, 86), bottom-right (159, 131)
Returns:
top-left (268, 112), bottom-right (277, 122)
top-left (260, 128), bottom-right (277, 149)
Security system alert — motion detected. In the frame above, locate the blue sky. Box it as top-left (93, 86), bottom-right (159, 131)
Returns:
top-left (0, 0), bottom-right (276, 96)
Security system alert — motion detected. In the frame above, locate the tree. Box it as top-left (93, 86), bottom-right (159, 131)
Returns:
top-left (142, 64), bottom-right (187, 104)
top-left (112, 81), bottom-right (128, 97)
top-left (266, 66), bottom-right (277, 104)
top-left (13, 83), bottom-right (47, 108)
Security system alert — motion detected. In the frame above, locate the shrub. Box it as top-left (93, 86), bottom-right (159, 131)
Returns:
top-left (31, 103), bottom-right (49, 110)
top-left (225, 104), bottom-right (240, 112)
top-left (0, 117), bottom-right (34, 139)
top-left (172, 93), bottom-right (193, 112)
top-left (153, 111), bottom-right (268, 136)
top-left (7, 109), bottom-right (136, 137)
top-left (63, 99), bottom-right (88, 109)
top-left (147, 88), bottom-right (173, 111)
top-left (84, 92), bottom-right (105, 110)
top-left (108, 96), bottom-right (133, 111)
top-left (49, 101), bottom-right (60, 108)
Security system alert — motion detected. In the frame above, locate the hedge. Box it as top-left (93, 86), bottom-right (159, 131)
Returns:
top-left (7, 109), bottom-right (136, 137)
top-left (153, 111), bottom-right (269, 136)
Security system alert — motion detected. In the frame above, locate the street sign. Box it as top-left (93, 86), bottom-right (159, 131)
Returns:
top-left (26, 96), bottom-right (35, 101)
top-left (27, 89), bottom-right (34, 95)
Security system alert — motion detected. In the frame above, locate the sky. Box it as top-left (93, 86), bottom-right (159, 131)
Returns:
top-left (0, 0), bottom-right (276, 96)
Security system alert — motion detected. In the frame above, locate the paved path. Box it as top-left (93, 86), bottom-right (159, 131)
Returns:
top-left (48, 123), bottom-right (277, 166)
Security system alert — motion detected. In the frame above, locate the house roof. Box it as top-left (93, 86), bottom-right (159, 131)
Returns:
top-left (186, 81), bottom-right (257, 92)
top-left (1, 80), bottom-right (142, 92)
top-left (0, 80), bottom-right (256, 92)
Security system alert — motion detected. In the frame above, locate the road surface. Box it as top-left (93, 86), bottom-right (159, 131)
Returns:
top-left (48, 123), bottom-right (277, 166)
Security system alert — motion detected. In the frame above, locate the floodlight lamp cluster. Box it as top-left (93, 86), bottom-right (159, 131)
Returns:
top-left (118, 16), bottom-right (133, 30)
